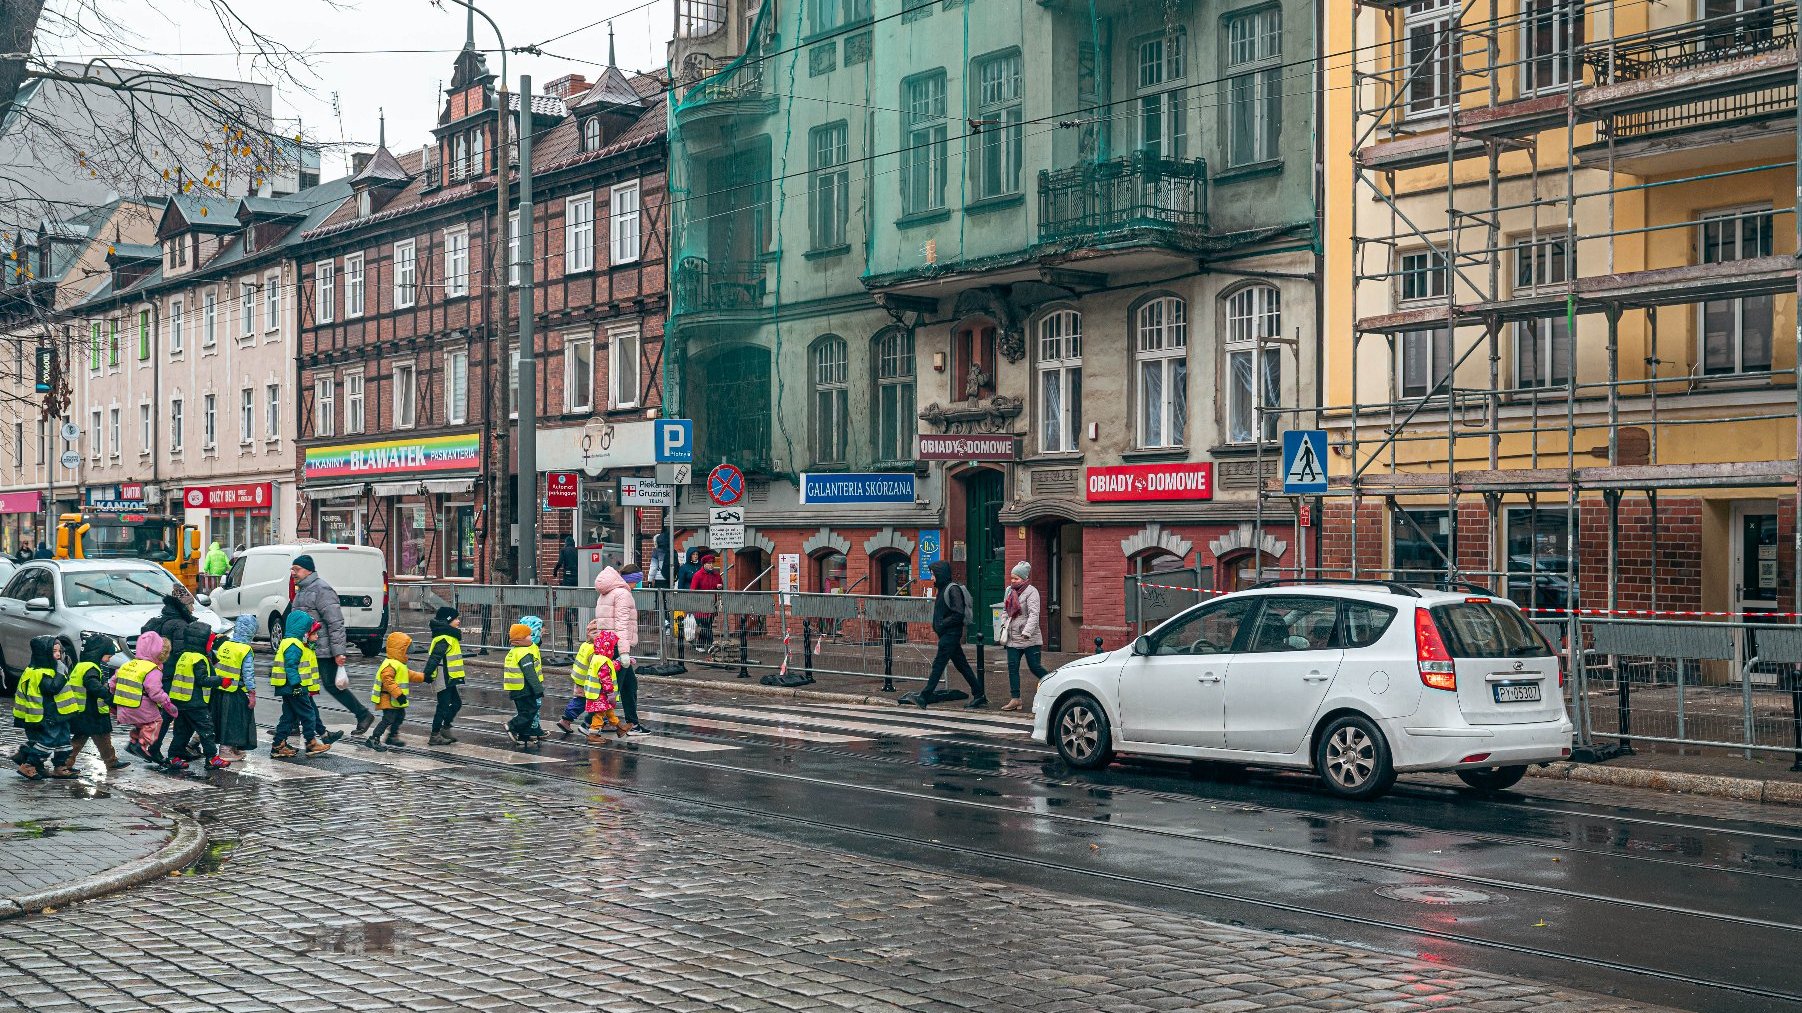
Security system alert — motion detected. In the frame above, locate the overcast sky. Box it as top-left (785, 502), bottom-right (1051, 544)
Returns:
top-left (44, 0), bottom-right (674, 179)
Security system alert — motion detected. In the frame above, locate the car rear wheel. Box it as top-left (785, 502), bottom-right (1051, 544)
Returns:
top-left (1456, 765), bottom-right (1528, 792)
top-left (1315, 714), bottom-right (1396, 800)
top-left (1053, 694), bottom-right (1114, 769)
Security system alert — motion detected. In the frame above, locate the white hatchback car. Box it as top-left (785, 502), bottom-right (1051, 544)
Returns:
top-left (1032, 581), bottom-right (1574, 799)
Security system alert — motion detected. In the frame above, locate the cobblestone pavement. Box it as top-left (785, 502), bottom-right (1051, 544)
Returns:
top-left (0, 759), bottom-right (1681, 1013)
top-left (0, 779), bottom-right (176, 908)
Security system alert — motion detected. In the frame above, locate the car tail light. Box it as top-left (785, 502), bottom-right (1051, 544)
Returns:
top-left (1460, 753), bottom-right (1491, 764)
top-left (1415, 608), bottom-right (1456, 691)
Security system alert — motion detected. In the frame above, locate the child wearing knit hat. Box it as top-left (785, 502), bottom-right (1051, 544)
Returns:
top-left (503, 619), bottom-right (546, 748)
top-left (422, 606), bottom-right (465, 745)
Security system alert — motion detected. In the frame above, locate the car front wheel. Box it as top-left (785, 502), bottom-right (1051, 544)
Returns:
top-left (1053, 694), bottom-right (1114, 769)
top-left (1315, 714), bottom-right (1396, 800)
top-left (1457, 765), bottom-right (1528, 792)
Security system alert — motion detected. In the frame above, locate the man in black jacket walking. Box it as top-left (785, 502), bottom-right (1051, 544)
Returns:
top-left (921, 560), bottom-right (985, 709)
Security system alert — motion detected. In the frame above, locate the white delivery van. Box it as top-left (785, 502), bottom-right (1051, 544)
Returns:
top-left (213, 543), bottom-right (389, 655)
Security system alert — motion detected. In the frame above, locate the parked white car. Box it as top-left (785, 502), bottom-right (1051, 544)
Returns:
top-left (209, 543), bottom-right (389, 655)
top-left (0, 559), bottom-right (224, 692)
top-left (1032, 581), bottom-right (1573, 799)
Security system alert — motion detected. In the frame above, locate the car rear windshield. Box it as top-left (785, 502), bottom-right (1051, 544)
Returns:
top-left (1432, 601), bottom-right (1550, 658)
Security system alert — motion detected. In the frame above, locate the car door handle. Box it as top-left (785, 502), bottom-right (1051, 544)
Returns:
top-left (1197, 674), bottom-right (1222, 683)
top-left (1303, 672), bottom-right (1331, 682)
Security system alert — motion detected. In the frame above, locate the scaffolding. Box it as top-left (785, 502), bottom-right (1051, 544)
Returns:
top-left (1262, 0), bottom-right (1802, 635)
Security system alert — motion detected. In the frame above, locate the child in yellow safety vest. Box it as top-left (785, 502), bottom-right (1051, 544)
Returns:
top-left (10, 636), bottom-right (69, 780)
top-left (584, 629), bottom-right (628, 743)
top-left (211, 615), bottom-right (259, 759)
top-left (162, 620), bottom-right (227, 774)
top-left (364, 632), bottom-right (425, 751)
top-left (110, 631), bottom-right (174, 762)
top-left (503, 619), bottom-right (546, 748)
top-left (423, 606), bottom-right (465, 746)
top-left (57, 636), bottom-right (129, 775)
top-left (556, 618), bottom-right (605, 737)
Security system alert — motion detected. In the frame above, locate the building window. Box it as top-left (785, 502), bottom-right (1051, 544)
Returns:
top-left (812, 0), bottom-right (869, 34)
top-left (1392, 506), bottom-right (1453, 583)
top-left (608, 326), bottom-right (640, 409)
top-left (1406, 0), bottom-right (1458, 116)
top-left (453, 133), bottom-right (469, 179)
top-left (393, 239), bottom-right (416, 308)
top-left (582, 118), bottom-right (601, 152)
top-left (137, 309), bottom-right (150, 360)
top-left (107, 318), bottom-right (119, 367)
top-left (1224, 285), bottom-right (1281, 444)
top-left (874, 328), bottom-right (915, 463)
top-left (202, 291), bottom-right (217, 347)
top-left (170, 397), bottom-right (184, 453)
top-left (1522, 0), bottom-right (1583, 94)
top-left (266, 383), bottom-right (281, 439)
top-left (344, 369), bottom-right (365, 434)
top-left (344, 253), bottom-right (365, 317)
top-left (315, 377), bottom-right (335, 437)
top-left (88, 322), bottom-right (100, 371)
top-left (1137, 30), bottom-right (1186, 158)
top-left (168, 298), bottom-right (184, 353)
top-left (1135, 297), bottom-right (1187, 448)
top-left (1037, 310), bottom-right (1082, 454)
top-left (470, 127), bottom-right (485, 175)
top-left (240, 280), bottom-right (255, 337)
top-left (240, 388), bottom-right (254, 443)
top-left (12, 422), bottom-right (20, 467)
top-left (1504, 507), bottom-right (1575, 611)
top-left (36, 419), bottom-right (45, 464)
top-left (1514, 236), bottom-right (1573, 388)
top-left (1225, 8), bottom-right (1281, 166)
top-left (446, 349), bottom-right (469, 424)
top-left (565, 195), bottom-right (594, 274)
top-left (1401, 327), bottom-right (1453, 398)
top-left (137, 405), bottom-right (149, 455)
top-left (203, 394), bottom-right (216, 450)
top-left (1398, 248), bottom-right (1448, 301)
top-left (108, 407), bottom-right (119, 459)
top-left (394, 362), bottom-right (416, 429)
top-left (89, 409), bottom-right (101, 462)
top-left (901, 70), bottom-right (948, 216)
top-left (609, 182), bottom-right (641, 264)
top-left (566, 335), bottom-right (594, 414)
top-left (809, 122), bottom-right (849, 250)
top-left (508, 211), bottom-right (521, 285)
top-left (315, 262), bottom-right (335, 323)
top-left (264, 271), bottom-right (280, 331)
top-left (971, 50), bottom-right (1023, 199)
top-left (444, 228), bottom-right (469, 298)
top-left (1701, 206), bottom-right (1775, 375)
top-left (509, 345), bottom-right (519, 419)
top-left (812, 336), bottom-right (849, 466)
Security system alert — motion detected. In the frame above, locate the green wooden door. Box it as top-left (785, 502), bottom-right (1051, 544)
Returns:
top-left (964, 470), bottom-right (1006, 645)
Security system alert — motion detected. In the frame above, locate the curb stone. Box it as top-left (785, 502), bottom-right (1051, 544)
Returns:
top-left (0, 801), bottom-right (207, 920)
top-left (1527, 759), bottom-right (1802, 806)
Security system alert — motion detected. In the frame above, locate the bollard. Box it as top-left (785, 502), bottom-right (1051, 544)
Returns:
top-left (1616, 667), bottom-right (1632, 751)
top-left (676, 612), bottom-right (688, 664)
top-left (1093, 636), bottom-right (1104, 656)
top-left (881, 622), bottom-right (896, 692)
top-left (975, 638), bottom-right (986, 699)
top-left (802, 619), bottom-right (813, 679)
top-left (737, 621), bottom-right (750, 679)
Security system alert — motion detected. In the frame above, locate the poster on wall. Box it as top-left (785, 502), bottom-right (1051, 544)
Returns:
top-left (917, 529), bottom-right (941, 581)
top-left (778, 552), bottom-right (801, 603)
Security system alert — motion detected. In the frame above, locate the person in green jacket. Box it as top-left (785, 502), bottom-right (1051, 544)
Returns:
top-left (201, 541), bottom-right (230, 577)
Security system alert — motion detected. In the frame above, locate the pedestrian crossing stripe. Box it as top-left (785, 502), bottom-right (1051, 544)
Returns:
top-left (667, 703), bottom-right (944, 738)
top-left (791, 702), bottom-right (1034, 737)
top-left (642, 710), bottom-right (872, 745)
top-left (233, 754), bottom-right (337, 782)
top-left (454, 713), bottom-right (740, 753)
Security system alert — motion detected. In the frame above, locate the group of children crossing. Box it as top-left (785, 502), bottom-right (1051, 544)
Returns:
top-left (11, 601), bottom-right (634, 778)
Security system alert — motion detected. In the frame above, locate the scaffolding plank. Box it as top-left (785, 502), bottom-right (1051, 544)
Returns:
top-left (1355, 132), bottom-right (1487, 172)
top-left (1453, 93), bottom-right (1573, 139)
top-left (1285, 459), bottom-right (1802, 494)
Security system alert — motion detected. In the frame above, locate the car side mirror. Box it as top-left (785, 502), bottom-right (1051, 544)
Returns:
top-left (25, 596), bottom-right (52, 612)
top-left (1132, 635), bottom-right (1151, 657)
top-left (195, 593), bottom-right (212, 607)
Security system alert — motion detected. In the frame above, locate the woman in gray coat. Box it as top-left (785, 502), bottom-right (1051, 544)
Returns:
top-left (1000, 561), bottom-right (1049, 711)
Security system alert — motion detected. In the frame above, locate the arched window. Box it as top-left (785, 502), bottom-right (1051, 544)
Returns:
top-left (1134, 296), bottom-right (1187, 448)
top-left (582, 118), bottom-right (602, 152)
top-left (1036, 309), bottom-right (1082, 454)
top-left (812, 336), bottom-right (849, 465)
top-left (1223, 285), bottom-right (1280, 444)
top-left (873, 328), bottom-right (915, 463)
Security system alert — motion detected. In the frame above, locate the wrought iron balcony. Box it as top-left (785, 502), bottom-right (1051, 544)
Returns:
top-left (1583, 7), bottom-right (1797, 141)
top-left (1583, 5), bottom-right (1796, 83)
top-left (1037, 153), bottom-right (1208, 249)
top-left (678, 52), bottom-right (766, 106)
top-left (674, 256), bottom-right (768, 315)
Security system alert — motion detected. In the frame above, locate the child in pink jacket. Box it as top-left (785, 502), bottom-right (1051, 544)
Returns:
top-left (110, 632), bottom-right (176, 759)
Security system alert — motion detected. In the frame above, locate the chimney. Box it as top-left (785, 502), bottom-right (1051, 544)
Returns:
top-left (545, 74), bottom-right (590, 100)
top-left (350, 150), bottom-right (374, 176)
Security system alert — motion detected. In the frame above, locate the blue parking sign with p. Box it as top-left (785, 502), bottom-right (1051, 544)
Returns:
top-left (1281, 430), bottom-right (1329, 494)
top-left (654, 419), bottom-right (693, 463)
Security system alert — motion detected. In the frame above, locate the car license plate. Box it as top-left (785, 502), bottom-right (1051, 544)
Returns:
top-left (1493, 682), bottom-right (1542, 704)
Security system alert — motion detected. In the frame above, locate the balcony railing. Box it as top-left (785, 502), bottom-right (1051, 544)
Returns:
top-left (1583, 5), bottom-right (1797, 83)
top-left (680, 52), bottom-right (765, 105)
top-left (674, 256), bottom-right (767, 314)
top-left (1603, 83), bottom-right (1796, 139)
top-left (1037, 153), bottom-right (1208, 248)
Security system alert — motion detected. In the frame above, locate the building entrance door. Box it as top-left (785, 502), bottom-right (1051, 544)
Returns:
top-left (1734, 500), bottom-right (1781, 685)
top-left (963, 469), bottom-right (1006, 646)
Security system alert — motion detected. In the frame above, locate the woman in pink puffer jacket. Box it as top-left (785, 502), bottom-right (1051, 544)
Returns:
top-left (110, 631), bottom-right (176, 758)
top-left (592, 564), bottom-right (643, 731)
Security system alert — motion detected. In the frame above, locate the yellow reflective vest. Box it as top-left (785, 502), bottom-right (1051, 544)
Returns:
top-left (370, 658), bottom-right (414, 706)
top-left (571, 642), bottom-right (597, 699)
top-left (112, 658), bottom-right (155, 708)
top-left (271, 637), bottom-right (321, 692)
top-left (168, 653), bottom-right (213, 706)
top-left (214, 640), bottom-right (251, 692)
top-left (431, 634), bottom-right (464, 683)
top-left (11, 667), bottom-right (46, 724)
top-left (60, 661), bottom-right (106, 715)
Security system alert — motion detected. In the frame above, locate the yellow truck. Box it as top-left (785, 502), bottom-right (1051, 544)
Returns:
top-left (55, 512), bottom-right (204, 592)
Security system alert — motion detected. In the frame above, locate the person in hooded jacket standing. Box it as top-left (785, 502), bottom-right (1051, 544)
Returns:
top-left (12, 636), bottom-right (70, 778)
top-left (289, 554), bottom-right (374, 735)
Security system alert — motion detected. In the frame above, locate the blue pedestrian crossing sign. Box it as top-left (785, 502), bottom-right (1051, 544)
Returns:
top-left (1281, 430), bottom-right (1329, 494)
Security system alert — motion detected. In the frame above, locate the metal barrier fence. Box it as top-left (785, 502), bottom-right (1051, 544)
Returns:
top-left (1549, 616), bottom-right (1802, 766)
top-left (385, 583), bottom-right (949, 689)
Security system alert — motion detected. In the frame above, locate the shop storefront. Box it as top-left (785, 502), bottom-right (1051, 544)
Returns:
top-left (181, 482), bottom-right (277, 551)
top-left (302, 432), bottom-right (484, 578)
top-left (0, 491), bottom-right (42, 557)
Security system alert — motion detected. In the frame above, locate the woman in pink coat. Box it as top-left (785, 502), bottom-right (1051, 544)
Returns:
top-left (110, 631), bottom-right (176, 758)
top-left (593, 564), bottom-right (643, 731)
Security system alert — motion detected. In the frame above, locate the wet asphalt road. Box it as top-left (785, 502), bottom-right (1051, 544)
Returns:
top-left (263, 674), bottom-right (1802, 1013)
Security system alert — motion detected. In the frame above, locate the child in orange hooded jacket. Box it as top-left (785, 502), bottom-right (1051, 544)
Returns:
top-left (363, 632), bottom-right (425, 751)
